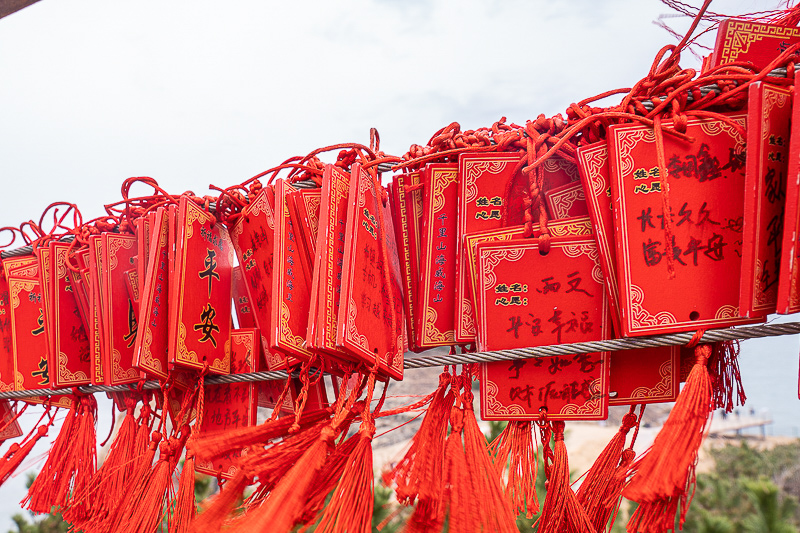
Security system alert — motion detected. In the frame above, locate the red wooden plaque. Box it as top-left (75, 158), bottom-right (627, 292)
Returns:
top-left (609, 113), bottom-right (761, 336)
top-left (544, 181), bottom-right (589, 219)
top-left (416, 163), bottom-right (458, 348)
top-left (741, 82), bottom-right (792, 317)
top-left (608, 347), bottom-right (679, 406)
top-left (577, 141), bottom-right (623, 336)
top-left (49, 242), bottom-right (91, 387)
top-left (168, 196), bottom-right (234, 375)
top-left (711, 19), bottom-right (800, 71)
top-left (196, 328), bottom-right (259, 479)
top-left (229, 186), bottom-right (290, 371)
top-left (309, 164), bottom-right (351, 358)
top-left (475, 236), bottom-right (609, 353)
top-left (480, 352), bottom-right (609, 421)
top-left (391, 171), bottom-right (423, 351)
top-left (779, 71), bottom-right (800, 314)
top-left (133, 207), bottom-right (171, 380)
top-left (100, 233), bottom-right (140, 385)
top-left (337, 164), bottom-right (404, 380)
top-left (272, 179), bottom-right (313, 362)
top-left (456, 153), bottom-right (522, 343)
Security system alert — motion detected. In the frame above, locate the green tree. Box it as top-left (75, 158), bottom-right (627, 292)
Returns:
top-left (740, 479), bottom-right (798, 533)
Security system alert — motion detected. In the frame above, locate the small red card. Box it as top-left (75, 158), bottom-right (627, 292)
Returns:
top-left (0, 260), bottom-right (21, 393)
top-left (49, 242), bottom-right (92, 387)
top-left (778, 71), bottom-right (800, 314)
top-left (480, 352), bottom-right (609, 421)
top-left (463, 217), bottom-right (594, 338)
top-left (609, 113), bottom-right (762, 336)
top-left (741, 82), bottom-right (792, 317)
top-left (390, 171), bottom-right (423, 351)
top-left (196, 328), bottom-right (259, 479)
top-left (87, 236), bottom-right (106, 385)
top-left (34, 246), bottom-right (54, 367)
top-left (544, 181), bottom-right (589, 219)
top-left (289, 189), bottom-right (321, 270)
top-left (7, 274), bottom-right (50, 391)
top-left (475, 236), bottom-right (609, 353)
top-left (711, 19), bottom-right (800, 71)
top-left (577, 141), bottom-right (623, 336)
top-left (229, 186), bottom-right (289, 371)
top-left (416, 163), bottom-right (458, 348)
top-left (169, 196), bottom-right (234, 374)
top-left (232, 266), bottom-right (256, 328)
top-left (337, 164), bottom-right (404, 380)
top-left (608, 347), bottom-right (679, 405)
top-left (133, 207), bottom-right (171, 380)
top-left (309, 165), bottom-right (352, 358)
top-left (100, 233), bottom-right (140, 385)
top-left (456, 153), bottom-right (523, 343)
top-left (136, 214), bottom-right (153, 289)
top-left (272, 179), bottom-right (313, 362)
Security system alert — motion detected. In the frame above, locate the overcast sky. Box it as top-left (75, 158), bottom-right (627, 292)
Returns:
top-left (0, 0), bottom-right (795, 526)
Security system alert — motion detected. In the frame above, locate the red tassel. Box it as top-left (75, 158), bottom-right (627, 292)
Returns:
top-left (537, 421), bottom-right (597, 533)
top-left (67, 396), bottom-right (139, 528)
top-left (576, 408), bottom-right (639, 531)
top-left (385, 369), bottom-right (453, 525)
top-left (24, 394), bottom-right (97, 517)
top-left (489, 420), bottom-right (539, 518)
top-left (708, 340), bottom-right (745, 412)
top-left (170, 443), bottom-right (197, 533)
top-left (23, 397), bottom-right (80, 514)
top-left (461, 384), bottom-right (517, 532)
top-left (114, 438), bottom-right (178, 533)
top-left (225, 376), bottom-right (363, 532)
top-left (0, 425), bottom-right (49, 487)
top-left (193, 407), bottom-right (331, 464)
top-left (442, 404), bottom-right (472, 532)
top-left (623, 344), bottom-right (712, 504)
top-left (315, 374), bottom-right (380, 533)
top-left (189, 470), bottom-right (249, 533)
top-left (297, 428), bottom-right (361, 526)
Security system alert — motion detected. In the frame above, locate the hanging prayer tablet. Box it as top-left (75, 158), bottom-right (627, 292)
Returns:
top-left (100, 233), bottom-right (140, 385)
top-left (34, 246), bottom-right (54, 367)
top-left (416, 163), bottom-right (458, 348)
top-left (272, 179), bottom-right (313, 362)
top-left (778, 71), bottom-right (800, 314)
top-left (463, 217), bottom-right (594, 334)
top-left (232, 266), bottom-right (256, 329)
top-left (169, 196), bottom-right (234, 374)
top-left (196, 328), bottom-right (259, 479)
top-left (608, 346), bottom-right (679, 405)
top-left (609, 113), bottom-right (760, 336)
top-left (229, 186), bottom-right (289, 371)
top-left (7, 273), bottom-right (51, 392)
top-left (337, 163), bottom-right (404, 380)
top-left (87, 236), bottom-right (106, 385)
top-left (0, 262), bottom-right (19, 393)
top-left (455, 153), bottom-right (521, 343)
top-left (577, 141), bottom-right (623, 336)
top-left (309, 164), bottom-right (352, 358)
top-left (544, 181), bottom-right (589, 219)
top-left (475, 236), bottom-right (608, 353)
top-left (711, 19), bottom-right (800, 71)
top-left (390, 171), bottom-right (423, 351)
top-left (741, 82), bottom-right (791, 317)
top-left (480, 352), bottom-right (609, 421)
top-left (48, 242), bottom-right (91, 387)
top-left (133, 207), bottom-right (171, 380)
